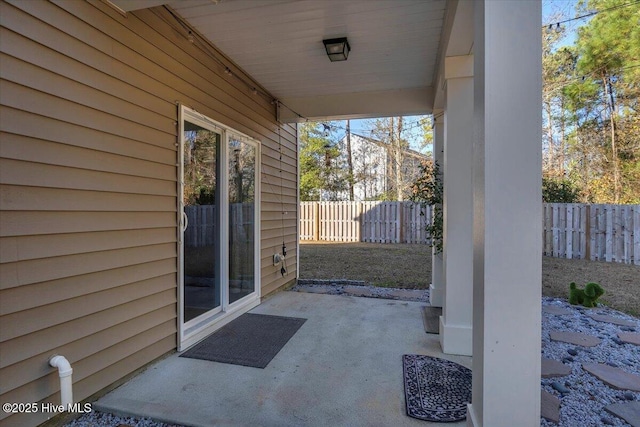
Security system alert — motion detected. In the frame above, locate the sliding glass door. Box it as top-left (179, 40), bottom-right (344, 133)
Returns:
top-left (182, 121), bottom-right (222, 322)
top-left (179, 107), bottom-right (260, 349)
top-left (228, 137), bottom-right (256, 304)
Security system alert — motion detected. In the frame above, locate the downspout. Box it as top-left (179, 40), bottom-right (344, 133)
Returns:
top-left (49, 355), bottom-right (73, 407)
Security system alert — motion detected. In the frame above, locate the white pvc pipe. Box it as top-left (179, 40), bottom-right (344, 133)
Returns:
top-left (49, 355), bottom-right (73, 407)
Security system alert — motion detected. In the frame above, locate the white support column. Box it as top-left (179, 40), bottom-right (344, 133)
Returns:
top-left (439, 55), bottom-right (474, 356)
top-left (429, 111), bottom-right (444, 307)
top-left (467, 1), bottom-right (542, 426)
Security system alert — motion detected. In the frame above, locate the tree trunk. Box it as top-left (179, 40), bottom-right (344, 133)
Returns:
top-left (395, 117), bottom-right (404, 201)
top-left (602, 72), bottom-right (620, 203)
top-left (544, 100), bottom-right (555, 176)
top-left (346, 120), bottom-right (354, 201)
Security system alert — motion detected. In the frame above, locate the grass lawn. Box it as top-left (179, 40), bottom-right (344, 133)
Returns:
top-left (299, 242), bottom-right (640, 317)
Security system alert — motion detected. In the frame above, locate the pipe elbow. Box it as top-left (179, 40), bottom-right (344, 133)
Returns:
top-left (49, 355), bottom-right (73, 378)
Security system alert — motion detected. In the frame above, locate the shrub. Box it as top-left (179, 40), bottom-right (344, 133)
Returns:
top-left (410, 160), bottom-right (443, 254)
top-left (543, 177), bottom-right (580, 203)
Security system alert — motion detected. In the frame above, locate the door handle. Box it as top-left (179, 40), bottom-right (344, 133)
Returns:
top-left (182, 211), bottom-right (189, 232)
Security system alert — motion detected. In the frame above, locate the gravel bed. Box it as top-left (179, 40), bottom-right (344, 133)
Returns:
top-left (64, 411), bottom-right (184, 427)
top-left (291, 280), bottom-right (430, 302)
top-left (541, 297), bottom-right (639, 426)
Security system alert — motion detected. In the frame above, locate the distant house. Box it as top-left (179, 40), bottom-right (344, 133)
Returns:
top-left (333, 133), bottom-right (430, 201)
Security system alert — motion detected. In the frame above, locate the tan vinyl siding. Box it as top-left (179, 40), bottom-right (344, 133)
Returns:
top-left (0, 0), bottom-right (297, 425)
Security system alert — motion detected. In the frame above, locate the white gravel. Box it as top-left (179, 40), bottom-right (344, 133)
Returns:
top-left (541, 297), bottom-right (639, 426)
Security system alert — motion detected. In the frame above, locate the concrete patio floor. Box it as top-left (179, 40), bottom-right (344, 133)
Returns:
top-left (95, 291), bottom-right (472, 427)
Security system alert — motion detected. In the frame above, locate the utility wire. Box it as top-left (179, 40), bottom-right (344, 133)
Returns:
top-left (544, 63), bottom-right (640, 94)
top-left (542, 0), bottom-right (640, 28)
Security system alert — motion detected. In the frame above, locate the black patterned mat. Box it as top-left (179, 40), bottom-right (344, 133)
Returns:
top-left (402, 354), bottom-right (472, 422)
top-left (180, 313), bottom-right (306, 368)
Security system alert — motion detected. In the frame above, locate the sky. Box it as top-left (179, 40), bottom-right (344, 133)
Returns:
top-left (543, 0), bottom-right (581, 46)
top-left (330, 1), bottom-right (583, 154)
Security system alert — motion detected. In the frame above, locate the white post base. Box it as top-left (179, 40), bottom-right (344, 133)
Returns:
top-left (439, 316), bottom-right (472, 356)
top-left (466, 403), bottom-right (480, 427)
top-left (429, 283), bottom-right (444, 307)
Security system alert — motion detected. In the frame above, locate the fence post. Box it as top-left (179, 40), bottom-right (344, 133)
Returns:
top-left (313, 202), bottom-right (320, 241)
top-left (398, 202), bottom-right (405, 243)
top-left (356, 202), bottom-right (362, 242)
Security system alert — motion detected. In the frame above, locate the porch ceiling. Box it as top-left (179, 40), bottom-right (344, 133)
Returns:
top-left (111, 0), bottom-right (450, 121)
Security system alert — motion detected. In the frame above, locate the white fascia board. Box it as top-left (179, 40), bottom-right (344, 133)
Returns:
top-left (278, 87), bottom-right (434, 123)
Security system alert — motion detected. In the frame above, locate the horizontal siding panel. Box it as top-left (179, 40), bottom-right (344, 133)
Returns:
top-left (0, 185), bottom-right (175, 212)
top-left (0, 243), bottom-right (176, 290)
top-left (260, 235), bottom-right (298, 253)
top-left (126, 7), bottom-right (275, 118)
top-left (0, 28), bottom-right (175, 119)
top-left (262, 202), bottom-right (298, 214)
top-left (0, 229), bottom-right (175, 264)
top-left (0, 258), bottom-right (176, 315)
top-left (1, 274), bottom-right (175, 342)
top-left (0, 211), bottom-right (175, 238)
top-left (0, 159), bottom-right (175, 196)
top-left (260, 150), bottom-right (298, 174)
top-left (1, 329), bottom-right (175, 425)
top-left (6, 1), bottom-right (278, 144)
top-left (261, 218), bottom-right (298, 230)
top-left (0, 133), bottom-right (176, 181)
top-left (1, 305), bottom-right (174, 394)
top-left (1, 52), bottom-right (175, 135)
top-left (73, 1), bottom-right (278, 127)
top-left (261, 225), bottom-right (298, 241)
top-left (260, 244), bottom-right (298, 259)
top-left (0, 289), bottom-right (176, 369)
top-left (261, 192), bottom-right (297, 205)
top-left (260, 183), bottom-right (297, 199)
top-left (0, 107), bottom-right (177, 165)
top-left (1, 336), bottom-right (174, 427)
top-left (0, 79), bottom-right (174, 147)
top-left (260, 276), bottom-right (296, 298)
top-left (261, 165), bottom-right (297, 183)
top-left (260, 255), bottom-right (297, 274)
top-left (262, 144), bottom-right (297, 166)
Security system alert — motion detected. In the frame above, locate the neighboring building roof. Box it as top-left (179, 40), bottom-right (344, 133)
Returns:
top-left (341, 133), bottom-right (430, 161)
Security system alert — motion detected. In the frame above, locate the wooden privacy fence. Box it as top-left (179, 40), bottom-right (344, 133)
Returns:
top-left (300, 201), bottom-right (640, 264)
top-left (543, 203), bottom-right (639, 265)
top-left (300, 201), bottom-right (432, 244)
top-left (184, 204), bottom-right (254, 248)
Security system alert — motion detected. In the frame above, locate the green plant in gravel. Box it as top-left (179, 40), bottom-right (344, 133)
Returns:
top-left (569, 282), bottom-right (605, 307)
top-left (410, 160), bottom-right (443, 254)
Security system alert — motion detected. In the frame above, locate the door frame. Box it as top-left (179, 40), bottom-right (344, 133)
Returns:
top-left (177, 105), bottom-right (261, 351)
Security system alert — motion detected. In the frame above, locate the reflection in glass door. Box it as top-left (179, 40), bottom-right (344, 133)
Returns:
top-left (182, 121), bottom-right (221, 322)
top-left (228, 137), bottom-right (256, 304)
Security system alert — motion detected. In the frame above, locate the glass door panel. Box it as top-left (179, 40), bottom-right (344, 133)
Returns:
top-left (183, 121), bottom-right (221, 322)
top-left (228, 137), bottom-right (256, 304)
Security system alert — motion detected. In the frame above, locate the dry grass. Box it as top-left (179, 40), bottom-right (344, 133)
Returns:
top-left (299, 242), bottom-right (640, 317)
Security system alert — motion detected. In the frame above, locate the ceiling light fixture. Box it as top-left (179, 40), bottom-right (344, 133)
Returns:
top-left (323, 37), bottom-right (350, 62)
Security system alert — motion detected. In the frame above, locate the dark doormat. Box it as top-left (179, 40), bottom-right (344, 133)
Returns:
top-left (180, 313), bottom-right (306, 368)
top-left (421, 306), bottom-right (442, 334)
top-left (403, 354), bottom-right (472, 422)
